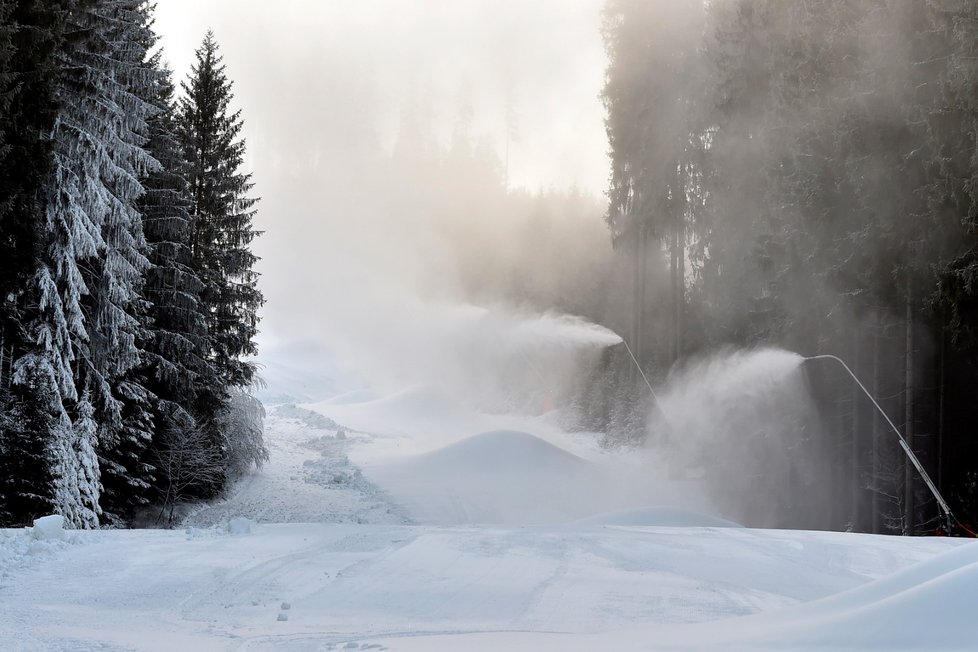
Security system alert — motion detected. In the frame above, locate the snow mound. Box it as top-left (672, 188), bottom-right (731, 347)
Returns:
top-left (574, 506), bottom-right (743, 528)
top-left (31, 515), bottom-right (67, 541)
top-left (369, 430), bottom-right (605, 525)
top-left (830, 559), bottom-right (978, 647)
top-left (745, 543), bottom-right (978, 650)
top-left (228, 517), bottom-right (254, 535)
top-left (412, 429), bottom-right (589, 472)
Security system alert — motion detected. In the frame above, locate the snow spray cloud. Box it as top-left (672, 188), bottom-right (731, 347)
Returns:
top-left (647, 348), bottom-right (835, 529)
top-left (316, 298), bottom-right (622, 412)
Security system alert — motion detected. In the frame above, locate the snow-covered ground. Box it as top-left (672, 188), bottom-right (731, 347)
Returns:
top-left (2, 388), bottom-right (975, 651)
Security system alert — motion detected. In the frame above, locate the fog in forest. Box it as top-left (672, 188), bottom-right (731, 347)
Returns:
top-left (148, 1), bottom-right (978, 532)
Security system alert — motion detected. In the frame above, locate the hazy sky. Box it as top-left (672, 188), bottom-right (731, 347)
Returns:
top-left (154, 0), bottom-right (609, 195)
top-left (152, 1), bottom-right (613, 396)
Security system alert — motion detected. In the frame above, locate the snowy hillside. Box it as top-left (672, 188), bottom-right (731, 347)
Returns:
top-left (2, 390), bottom-right (974, 651)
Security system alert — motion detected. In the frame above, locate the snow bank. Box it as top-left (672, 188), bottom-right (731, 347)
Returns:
top-left (815, 558), bottom-right (978, 649)
top-left (31, 515), bottom-right (67, 541)
top-left (573, 506), bottom-right (743, 528)
top-left (715, 542), bottom-right (978, 651)
top-left (1, 517), bottom-right (78, 591)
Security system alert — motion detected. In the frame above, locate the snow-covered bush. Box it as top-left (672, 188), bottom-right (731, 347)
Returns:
top-left (153, 407), bottom-right (225, 526)
top-left (220, 389), bottom-right (269, 481)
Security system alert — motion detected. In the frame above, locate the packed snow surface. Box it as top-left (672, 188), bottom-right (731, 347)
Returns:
top-left (573, 506), bottom-right (743, 528)
top-left (2, 385), bottom-right (973, 651)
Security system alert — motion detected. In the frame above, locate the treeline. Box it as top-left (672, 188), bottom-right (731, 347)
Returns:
top-left (0, 2), bottom-right (265, 528)
top-left (602, 0), bottom-right (978, 534)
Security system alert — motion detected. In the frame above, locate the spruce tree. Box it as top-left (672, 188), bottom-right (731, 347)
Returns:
top-left (140, 56), bottom-right (214, 418)
top-left (89, 0), bottom-right (166, 525)
top-left (0, 363), bottom-right (57, 525)
top-left (178, 32), bottom-right (264, 390)
top-left (0, 0), bottom-right (64, 388)
top-left (136, 50), bottom-right (228, 513)
top-left (17, 0), bottom-right (158, 528)
top-left (0, 0), bottom-right (18, 391)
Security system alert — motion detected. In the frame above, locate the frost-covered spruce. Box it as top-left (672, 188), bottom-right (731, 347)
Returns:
top-left (112, 48), bottom-right (226, 520)
top-left (139, 58), bottom-right (212, 415)
top-left (19, 0), bottom-right (160, 528)
top-left (92, 1), bottom-right (175, 525)
top-left (0, 359), bottom-right (58, 525)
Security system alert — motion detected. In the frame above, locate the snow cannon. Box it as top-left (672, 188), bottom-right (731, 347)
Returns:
top-left (802, 354), bottom-right (961, 536)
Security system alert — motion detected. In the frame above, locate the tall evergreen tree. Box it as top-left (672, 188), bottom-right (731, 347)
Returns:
top-left (602, 0), bottom-right (706, 368)
top-left (0, 362), bottom-right (57, 525)
top-left (0, 0), bottom-right (64, 389)
top-left (91, 0), bottom-right (167, 525)
top-left (178, 32), bottom-right (263, 390)
top-left (134, 49), bottom-right (228, 514)
top-left (16, 0), bottom-right (158, 528)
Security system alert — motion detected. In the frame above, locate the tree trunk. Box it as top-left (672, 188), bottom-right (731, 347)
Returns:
top-left (903, 268), bottom-right (915, 535)
top-left (871, 311), bottom-right (881, 534)
top-left (670, 227), bottom-right (679, 365)
top-left (631, 231), bottom-right (642, 381)
top-left (937, 320), bottom-right (946, 494)
top-left (851, 326), bottom-right (860, 531)
top-left (674, 220), bottom-right (684, 365)
top-left (640, 228), bottom-right (648, 361)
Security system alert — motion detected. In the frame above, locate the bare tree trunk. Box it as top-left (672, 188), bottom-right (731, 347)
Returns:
top-left (872, 311), bottom-right (881, 534)
top-left (673, 162), bottom-right (686, 368)
top-left (631, 231), bottom-right (642, 381)
top-left (670, 228), bottom-right (679, 366)
top-left (937, 321), bottom-right (946, 494)
top-left (903, 268), bottom-right (915, 535)
top-left (639, 228), bottom-right (648, 361)
top-left (835, 381), bottom-right (846, 529)
top-left (673, 221), bottom-right (684, 366)
top-left (851, 326), bottom-right (860, 531)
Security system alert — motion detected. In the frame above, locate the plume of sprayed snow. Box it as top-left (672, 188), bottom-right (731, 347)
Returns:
top-left (309, 297), bottom-right (620, 412)
top-left (645, 348), bottom-right (831, 528)
top-left (510, 312), bottom-right (623, 348)
top-left (415, 305), bottom-right (620, 412)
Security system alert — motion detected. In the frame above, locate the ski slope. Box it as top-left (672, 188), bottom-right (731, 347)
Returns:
top-left (1, 388), bottom-right (974, 651)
